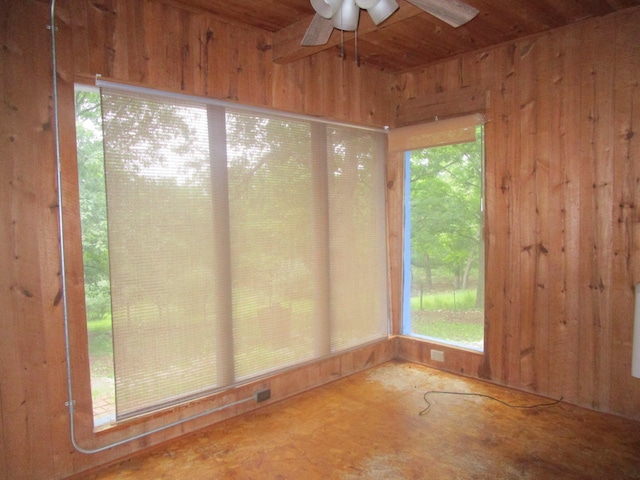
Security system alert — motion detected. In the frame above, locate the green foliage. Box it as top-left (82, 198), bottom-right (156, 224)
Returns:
top-left (412, 320), bottom-right (483, 344)
top-left (410, 289), bottom-right (477, 311)
top-left (409, 129), bottom-right (483, 284)
top-left (75, 89), bottom-right (112, 323)
top-left (87, 315), bottom-right (113, 334)
top-left (407, 128), bottom-right (485, 346)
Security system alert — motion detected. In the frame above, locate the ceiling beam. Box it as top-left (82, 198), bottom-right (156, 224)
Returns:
top-left (272, 0), bottom-right (425, 64)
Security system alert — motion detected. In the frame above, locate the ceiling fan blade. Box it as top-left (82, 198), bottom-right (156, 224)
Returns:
top-left (301, 14), bottom-right (334, 46)
top-left (405, 0), bottom-right (479, 27)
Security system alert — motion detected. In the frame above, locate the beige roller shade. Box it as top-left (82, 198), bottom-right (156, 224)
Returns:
top-left (388, 113), bottom-right (486, 153)
top-left (98, 84), bottom-right (389, 419)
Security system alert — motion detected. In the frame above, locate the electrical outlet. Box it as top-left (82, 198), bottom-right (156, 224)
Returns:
top-left (430, 349), bottom-right (445, 362)
top-left (255, 389), bottom-right (271, 403)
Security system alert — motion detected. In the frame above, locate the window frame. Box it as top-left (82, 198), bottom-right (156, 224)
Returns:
top-left (392, 115), bottom-right (487, 351)
top-left (70, 80), bottom-right (391, 428)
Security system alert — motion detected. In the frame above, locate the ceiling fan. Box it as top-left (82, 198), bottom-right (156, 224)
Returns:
top-left (302, 0), bottom-right (479, 46)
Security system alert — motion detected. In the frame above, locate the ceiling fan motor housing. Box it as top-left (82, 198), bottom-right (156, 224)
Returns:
top-left (310, 0), bottom-right (342, 19)
top-left (332, 0), bottom-right (360, 30)
top-left (311, 0), bottom-right (399, 31)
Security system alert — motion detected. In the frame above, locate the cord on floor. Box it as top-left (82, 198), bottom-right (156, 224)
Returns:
top-left (419, 390), bottom-right (563, 415)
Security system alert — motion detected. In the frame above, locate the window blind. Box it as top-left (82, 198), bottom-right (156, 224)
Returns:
top-left (388, 113), bottom-right (486, 153)
top-left (99, 86), bottom-right (388, 419)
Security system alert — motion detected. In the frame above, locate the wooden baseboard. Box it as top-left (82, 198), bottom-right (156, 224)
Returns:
top-left (394, 335), bottom-right (484, 378)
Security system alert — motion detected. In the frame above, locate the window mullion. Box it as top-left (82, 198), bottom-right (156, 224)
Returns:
top-left (311, 123), bottom-right (332, 356)
top-left (207, 105), bottom-right (235, 385)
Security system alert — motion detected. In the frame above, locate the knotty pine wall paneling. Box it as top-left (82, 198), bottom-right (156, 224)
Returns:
top-left (577, 14), bottom-right (615, 414)
top-left (70, 0), bottom-right (394, 125)
top-left (3, 0), bottom-right (639, 478)
top-left (1, 1), bottom-right (72, 478)
top-left (611, 10), bottom-right (640, 417)
top-left (392, 7), bottom-right (640, 421)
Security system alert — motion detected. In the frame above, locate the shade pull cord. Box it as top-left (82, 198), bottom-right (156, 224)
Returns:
top-left (355, 27), bottom-right (359, 66)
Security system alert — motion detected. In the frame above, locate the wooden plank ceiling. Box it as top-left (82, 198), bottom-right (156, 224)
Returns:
top-left (163, 0), bottom-right (640, 72)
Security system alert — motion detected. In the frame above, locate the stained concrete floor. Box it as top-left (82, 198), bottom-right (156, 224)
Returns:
top-left (75, 361), bottom-right (640, 479)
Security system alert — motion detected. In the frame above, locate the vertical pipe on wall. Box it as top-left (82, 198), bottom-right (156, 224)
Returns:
top-left (633, 283), bottom-right (640, 379)
top-left (49, 2), bottom-right (254, 454)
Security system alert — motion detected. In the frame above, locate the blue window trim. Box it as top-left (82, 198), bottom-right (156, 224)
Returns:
top-left (401, 151), bottom-right (412, 335)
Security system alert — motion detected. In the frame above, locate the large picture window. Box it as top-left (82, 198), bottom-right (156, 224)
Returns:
top-left (75, 84), bottom-right (388, 424)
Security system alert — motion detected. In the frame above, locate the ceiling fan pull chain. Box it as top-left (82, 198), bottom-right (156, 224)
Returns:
top-left (355, 27), bottom-right (360, 66)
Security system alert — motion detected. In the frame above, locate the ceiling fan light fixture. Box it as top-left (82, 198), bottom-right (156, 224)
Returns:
top-left (331, 0), bottom-right (360, 31)
top-left (310, 0), bottom-right (343, 19)
top-left (367, 0), bottom-right (398, 25)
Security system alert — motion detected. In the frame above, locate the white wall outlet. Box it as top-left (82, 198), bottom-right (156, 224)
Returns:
top-left (430, 349), bottom-right (445, 362)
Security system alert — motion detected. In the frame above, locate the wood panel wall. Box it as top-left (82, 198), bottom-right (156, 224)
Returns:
top-left (391, 7), bottom-right (640, 420)
top-left (69, 0), bottom-right (394, 125)
top-left (2, 0), bottom-right (639, 479)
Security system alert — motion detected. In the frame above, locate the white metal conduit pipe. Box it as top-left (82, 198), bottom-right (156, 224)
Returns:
top-left (48, 0), bottom-right (254, 454)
